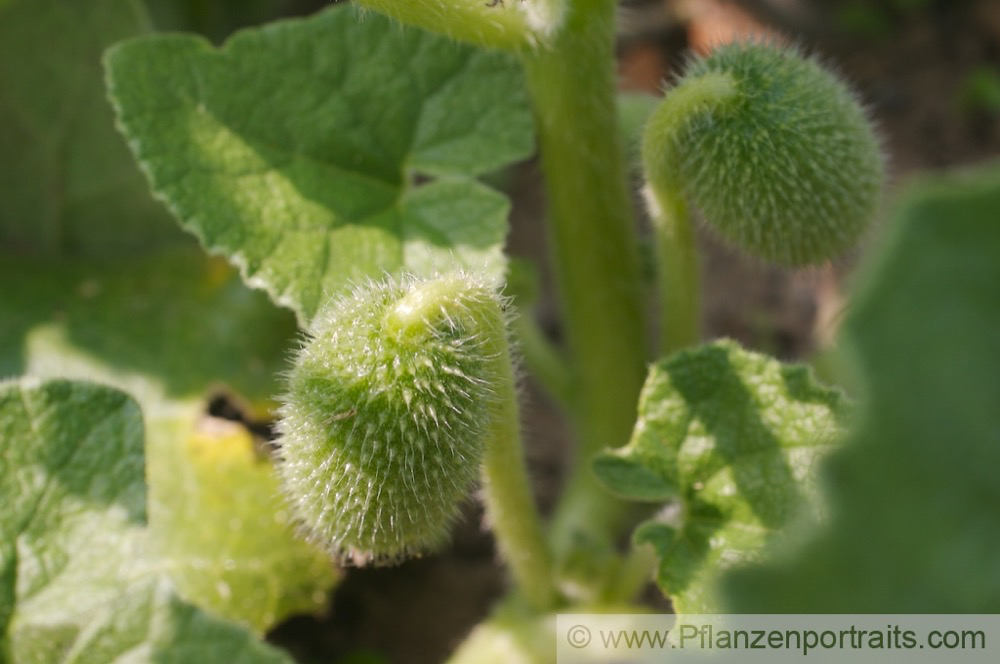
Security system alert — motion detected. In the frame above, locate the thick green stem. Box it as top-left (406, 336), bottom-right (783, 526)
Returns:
top-left (481, 313), bottom-right (557, 610)
top-left (354, 0), bottom-right (566, 50)
top-left (642, 71), bottom-right (738, 353)
top-left (521, 0), bottom-right (647, 559)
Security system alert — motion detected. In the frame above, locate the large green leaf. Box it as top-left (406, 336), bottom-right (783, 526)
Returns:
top-left (0, 250), bottom-right (339, 632)
top-left (594, 340), bottom-right (847, 613)
top-left (1, 0), bottom-right (340, 636)
top-left (0, 378), bottom-right (291, 662)
top-left (725, 163), bottom-right (1000, 612)
top-left (105, 6), bottom-right (534, 323)
top-left (0, 0), bottom-right (184, 256)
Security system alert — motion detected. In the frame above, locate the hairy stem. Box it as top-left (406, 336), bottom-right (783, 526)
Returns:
top-left (645, 185), bottom-right (700, 352)
top-left (353, 0), bottom-right (566, 50)
top-left (642, 71), bottom-right (738, 352)
top-left (521, 0), bottom-right (647, 560)
top-left (481, 308), bottom-right (557, 610)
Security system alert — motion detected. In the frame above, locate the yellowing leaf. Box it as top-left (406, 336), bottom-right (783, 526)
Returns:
top-left (148, 412), bottom-right (337, 633)
top-left (0, 379), bottom-right (292, 662)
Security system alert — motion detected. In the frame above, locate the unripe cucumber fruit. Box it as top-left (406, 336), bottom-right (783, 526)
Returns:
top-left (643, 42), bottom-right (884, 265)
top-left (277, 273), bottom-right (507, 564)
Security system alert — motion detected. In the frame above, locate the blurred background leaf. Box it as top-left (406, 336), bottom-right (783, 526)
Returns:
top-left (725, 162), bottom-right (1000, 612)
top-left (0, 0), bottom-right (186, 256)
top-left (0, 379), bottom-right (293, 662)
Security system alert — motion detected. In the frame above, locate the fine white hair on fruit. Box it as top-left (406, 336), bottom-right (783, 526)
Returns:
top-left (277, 271), bottom-right (509, 564)
top-left (643, 41), bottom-right (885, 265)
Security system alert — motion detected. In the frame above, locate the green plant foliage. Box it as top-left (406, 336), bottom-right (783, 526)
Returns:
top-left (105, 5), bottom-right (535, 324)
top-left (0, 379), bottom-right (291, 663)
top-left (6, 0), bottom-right (957, 656)
top-left (446, 600), bottom-right (556, 664)
top-left (617, 92), bottom-right (660, 169)
top-left (725, 163), bottom-right (1000, 612)
top-left (594, 340), bottom-right (848, 613)
top-left (0, 249), bottom-right (294, 403)
top-left (0, 0), bottom-right (184, 256)
top-left (279, 273), bottom-right (507, 563)
top-left (0, 0), bottom-right (341, 638)
top-left (960, 66), bottom-right (1000, 115)
top-left (0, 250), bottom-right (340, 632)
top-left (147, 413), bottom-right (337, 633)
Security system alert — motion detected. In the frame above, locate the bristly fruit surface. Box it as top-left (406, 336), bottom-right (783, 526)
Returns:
top-left (277, 273), bottom-right (505, 564)
top-left (651, 41), bottom-right (884, 265)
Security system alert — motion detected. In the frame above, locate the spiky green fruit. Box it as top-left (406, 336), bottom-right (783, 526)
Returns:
top-left (643, 42), bottom-right (884, 265)
top-left (277, 273), bottom-right (507, 564)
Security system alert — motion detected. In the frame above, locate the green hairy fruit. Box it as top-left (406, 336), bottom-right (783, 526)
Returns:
top-left (643, 41), bottom-right (884, 265)
top-left (277, 273), bottom-right (508, 564)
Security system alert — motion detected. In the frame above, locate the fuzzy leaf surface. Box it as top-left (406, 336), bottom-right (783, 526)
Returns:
top-left (0, 379), bottom-right (291, 662)
top-left (105, 6), bottom-right (534, 323)
top-left (725, 164), bottom-right (1000, 612)
top-left (0, 0), bottom-right (183, 256)
top-left (594, 340), bottom-right (847, 613)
